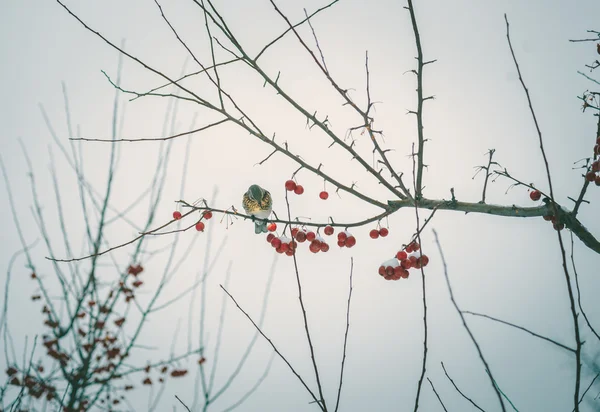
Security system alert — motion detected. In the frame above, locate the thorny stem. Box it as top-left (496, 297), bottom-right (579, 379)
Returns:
top-left (406, 0), bottom-right (428, 200)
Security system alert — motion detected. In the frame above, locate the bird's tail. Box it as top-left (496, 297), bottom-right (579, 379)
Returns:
top-left (254, 220), bottom-right (268, 234)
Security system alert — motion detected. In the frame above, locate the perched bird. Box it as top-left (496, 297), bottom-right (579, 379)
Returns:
top-left (242, 184), bottom-right (273, 234)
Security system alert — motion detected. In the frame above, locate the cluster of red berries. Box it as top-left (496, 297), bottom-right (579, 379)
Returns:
top-left (542, 213), bottom-right (564, 231)
top-left (529, 189), bottom-right (565, 231)
top-left (290, 228), bottom-right (330, 253)
top-left (585, 137), bottom-right (600, 186)
top-left (266, 234), bottom-right (297, 256)
top-left (369, 227), bottom-right (389, 239)
top-left (285, 180), bottom-right (304, 195)
top-left (336, 231), bottom-right (356, 248)
top-left (378, 242), bottom-right (429, 281)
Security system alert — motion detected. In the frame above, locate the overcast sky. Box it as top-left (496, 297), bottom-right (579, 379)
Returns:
top-left (2, 0), bottom-right (600, 411)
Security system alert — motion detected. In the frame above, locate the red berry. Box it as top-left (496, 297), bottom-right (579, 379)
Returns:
top-left (275, 246), bottom-right (285, 254)
top-left (592, 161), bottom-right (600, 172)
top-left (401, 259), bottom-right (411, 269)
top-left (411, 242), bottom-right (420, 251)
top-left (345, 236), bottom-right (356, 248)
top-left (542, 215), bottom-right (553, 221)
top-left (294, 185), bottom-right (304, 195)
top-left (320, 243), bottom-right (330, 252)
top-left (529, 190), bottom-right (541, 201)
top-left (419, 255), bottom-right (430, 267)
top-left (289, 240), bottom-right (298, 251)
top-left (337, 232), bottom-right (347, 242)
top-left (173, 211), bottom-right (182, 220)
top-left (285, 180), bottom-right (297, 191)
top-left (324, 225), bottom-right (334, 236)
top-left (385, 266), bottom-right (394, 277)
top-left (405, 244), bottom-right (413, 253)
top-left (396, 251), bottom-right (407, 260)
top-left (291, 228), bottom-right (299, 238)
top-left (595, 175), bottom-right (600, 186)
top-left (280, 243), bottom-right (289, 252)
top-left (271, 238), bottom-right (282, 249)
top-left (309, 241), bottom-right (321, 253)
top-left (203, 211), bottom-right (213, 220)
top-left (319, 191), bottom-right (329, 200)
top-left (586, 172), bottom-right (595, 182)
top-left (409, 256), bottom-right (418, 267)
top-left (597, 136), bottom-right (600, 145)
top-left (267, 223), bottom-right (277, 232)
top-left (306, 231), bottom-right (316, 242)
top-left (369, 229), bottom-right (379, 239)
top-left (378, 266), bottom-right (386, 276)
top-left (553, 223), bottom-right (565, 231)
top-left (394, 266), bottom-right (403, 277)
top-left (400, 269), bottom-right (409, 279)
top-left (266, 233), bottom-right (275, 243)
top-left (379, 228), bottom-right (389, 237)
top-left (595, 145), bottom-right (600, 156)
top-left (195, 222), bottom-right (205, 232)
top-left (285, 249), bottom-right (295, 256)
top-left (295, 231), bottom-right (307, 243)
top-left (337, 240), bottom-right (346, 248)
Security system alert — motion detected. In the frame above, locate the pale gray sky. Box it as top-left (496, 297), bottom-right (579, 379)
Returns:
top-left (1, 1), bottom-right (600, 411)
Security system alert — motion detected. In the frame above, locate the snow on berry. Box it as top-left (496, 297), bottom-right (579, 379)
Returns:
top-left (278, 236), bottom-right (293, 255)
top-left (378, 258), bottom-right (401, 281)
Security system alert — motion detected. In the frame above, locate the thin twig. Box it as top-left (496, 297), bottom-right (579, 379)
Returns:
top-left (569, 232), bottom-right (600, 342)
top-left (462, 311), bottom-right (576, 353)
top-left (176, 395), bottom-right (192, 412)
top-left (219, 285), bottom-right (322, 408)
top-left (433, 229), bottom-right (506, 412)
top-left (441, 362), bottom-right (485, 412)
top-left (427, 378), bottom-right (448, 412)
top-left (334, 258), bottom-right (354, 412)
top-left (285, 190), bottom-right (327, 411)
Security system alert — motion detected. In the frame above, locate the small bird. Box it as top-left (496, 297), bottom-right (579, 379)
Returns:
top-left (242, 184), bottom-right (273, 234)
